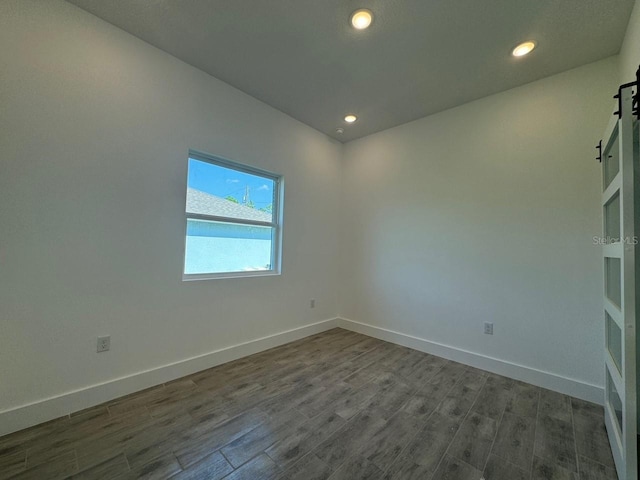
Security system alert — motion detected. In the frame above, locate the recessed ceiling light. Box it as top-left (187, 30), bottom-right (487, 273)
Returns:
top-left (350, 9), bottom-right (373, 30)
top-left (344, 114), bottom-right (357, 123)
top-left (512, 41), bottom-right (536, 57)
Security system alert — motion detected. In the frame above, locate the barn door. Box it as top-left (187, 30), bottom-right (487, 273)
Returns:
top-left (601, 83), bottom-right (638, 480)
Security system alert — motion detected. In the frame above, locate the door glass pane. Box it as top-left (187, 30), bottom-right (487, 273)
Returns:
top-left (604, 192), bottom-right (621, 243)
top-left (606, 312), bottom-right (623, 373)
top-left (605, 257), bottom-right (622, 308)
top-left (607, 369), bottom-right (623, 433)
top-left (184, 219), bottom-right (274, 274)
top-left (603, 128), bottom-right (619, 190)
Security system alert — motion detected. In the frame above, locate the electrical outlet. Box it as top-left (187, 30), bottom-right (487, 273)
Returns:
top-left (97, 335), bottom-right (110, 353)
top-left (310, 299), bottom-right (315, 308)
top-left (484, 322), bottom-right (493, 335)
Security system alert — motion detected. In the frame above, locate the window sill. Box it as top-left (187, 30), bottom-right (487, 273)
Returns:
top-left (182, 271), bottom-right (281, 281)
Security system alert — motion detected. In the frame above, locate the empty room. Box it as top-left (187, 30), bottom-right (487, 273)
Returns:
top-left (2, 0), bottom-right (640, 479)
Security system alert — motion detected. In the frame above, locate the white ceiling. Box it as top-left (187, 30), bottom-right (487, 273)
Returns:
top-left (66, 0), bottom-right (635, 142)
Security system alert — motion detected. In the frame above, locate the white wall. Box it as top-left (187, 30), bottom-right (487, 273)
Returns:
top-left (620, 0), bottom-right (640, 82)
top-left (340, 57), bottom-right (619, 395)
top-left (0, 0), bottom-right (341, 426)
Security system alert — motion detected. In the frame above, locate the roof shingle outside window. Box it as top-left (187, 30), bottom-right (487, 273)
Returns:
top-left (186, 188), bottom-right (272, 223)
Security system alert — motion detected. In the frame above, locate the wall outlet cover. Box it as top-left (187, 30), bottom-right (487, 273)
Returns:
top-left (97, 335), bottom-right (111, 353)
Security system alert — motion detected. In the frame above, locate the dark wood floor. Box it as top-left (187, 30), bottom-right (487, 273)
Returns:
top-left (0, 328), bottom-right (617, 480)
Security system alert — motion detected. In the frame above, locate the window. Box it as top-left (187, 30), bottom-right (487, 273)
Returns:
top-left (183, 152), bottom-right (282, 280)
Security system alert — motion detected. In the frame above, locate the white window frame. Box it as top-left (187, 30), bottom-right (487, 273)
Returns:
top-left (183, 151), bottom-right (283, 281)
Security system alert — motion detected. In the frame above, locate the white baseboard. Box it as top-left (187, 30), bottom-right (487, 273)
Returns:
top-left (0, 318), bottom-right (339, 437)
top-left (337, 317), bottom-right (604, 405)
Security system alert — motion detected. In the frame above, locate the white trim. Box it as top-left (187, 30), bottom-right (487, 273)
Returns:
top-left (0, 318), bottom-right (339, 438)
top-left (605, 298), bottom-right (624, 325)
top-left (185, 212), bottom-right (276, 228)
top-left (183, 271), bottom-right (281, 282)
top-left (603, 174), bottom-right (621, 205)
top-left (337, 317), bottom-right (603, 405)
top-left (603, 243), bottom-right (623, 259)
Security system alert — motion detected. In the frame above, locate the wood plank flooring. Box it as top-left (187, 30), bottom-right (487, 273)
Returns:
top-left (0, 328), bottom-right (617, 480)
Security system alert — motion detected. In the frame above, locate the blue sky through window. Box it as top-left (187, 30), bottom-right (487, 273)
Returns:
top-left (188, 158), bottom-right (274, 210)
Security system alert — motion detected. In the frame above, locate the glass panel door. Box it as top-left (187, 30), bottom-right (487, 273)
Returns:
top-left (601, 85), bottom-right (638, 480)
